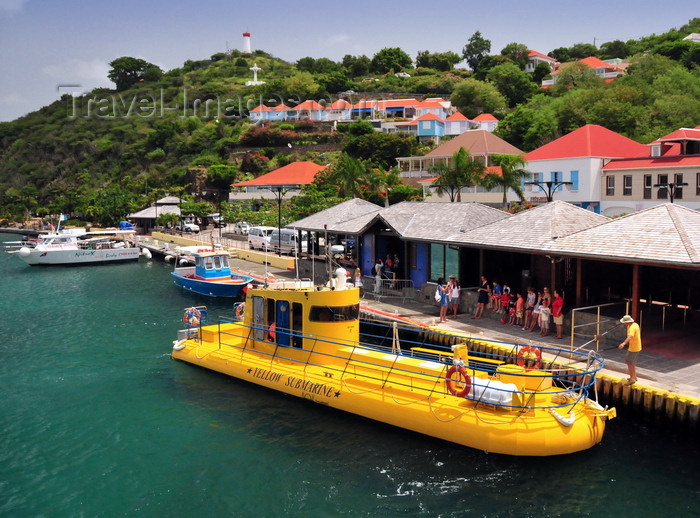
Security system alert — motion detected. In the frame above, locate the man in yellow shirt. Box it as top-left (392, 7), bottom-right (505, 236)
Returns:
top-left (618, 315), bottom-right (642, 384)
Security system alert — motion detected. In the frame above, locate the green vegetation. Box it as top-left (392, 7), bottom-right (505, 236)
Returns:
top-left (0, 19), bottom-right (699, 224)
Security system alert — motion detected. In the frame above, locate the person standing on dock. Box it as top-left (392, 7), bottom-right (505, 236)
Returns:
top-left (618, 315), bottom-right (642, 385)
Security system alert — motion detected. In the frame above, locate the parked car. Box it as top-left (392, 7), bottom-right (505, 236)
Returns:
top-left (247, 226), bottom-right (275, 250)
top-left (176, 222), bottom-right (200, 233)
top-left (235, 221), bottom-right (251, 235)
top-left (269, 228), bottom-right (309, 255)
top-left (211, 214), bottom-right (226, 228)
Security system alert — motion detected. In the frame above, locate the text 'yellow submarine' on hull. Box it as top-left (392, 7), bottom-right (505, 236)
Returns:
top-left (171, 280), bottom-right (615, 456)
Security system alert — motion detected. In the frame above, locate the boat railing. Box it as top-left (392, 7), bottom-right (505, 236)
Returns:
top-left (361, 319), bottom-right (605, 380)
top-left (213, 319), bottom-right (603, 412)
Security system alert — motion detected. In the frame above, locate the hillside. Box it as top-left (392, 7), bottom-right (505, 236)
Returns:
top-left (0, 19), bottom-right (699, 224)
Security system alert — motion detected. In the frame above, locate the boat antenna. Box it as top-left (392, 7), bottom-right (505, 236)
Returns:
top-left (324, 224), bottom-right (330, 284)
top-left (264, 242), bottom-right (269, 287)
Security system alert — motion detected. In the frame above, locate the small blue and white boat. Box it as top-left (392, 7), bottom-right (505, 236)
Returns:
top-left (171, 251), bottom-right (254, 298)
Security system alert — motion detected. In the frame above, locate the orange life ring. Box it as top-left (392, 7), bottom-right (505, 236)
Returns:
top-left (446, 365), bottom-right (471, 397)
top-left (268, 322), bottom-right (276, 342)
top-left (234, 303), bottom-right (245, 320)
top-left (517, 346), bottom-right (542, 370)
top-left (183, 307), bottom-right (201, 327)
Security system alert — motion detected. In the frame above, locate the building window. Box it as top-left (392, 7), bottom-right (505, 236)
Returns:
top-left (657, 174), bottom-right (668, 199)
top-left (644, 175), bottom-right (652, 199)
top-left (430, 244), bottom-right (459, 282)
top-left (551, 171), bottom-right (561, 183)
top-left (606, 176), bottom-right (615, 196)
top-left (623, 175), bottom-right (632, 196)
top-left (674, 174), bottom-right (684, 200)
top-left (570, 170), bottom-right (579, 191)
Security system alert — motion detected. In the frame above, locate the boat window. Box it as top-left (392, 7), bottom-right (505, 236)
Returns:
top-left (292, 302), bottom-right (302, 348)
top-left (204, 257), bottom-right (213, 269)
top-left (309, 304), bottom-right (359, 322)
top-left (213, 255), bottom-right (222, 269)
top-left (221, 255), bottom-right (229, 268)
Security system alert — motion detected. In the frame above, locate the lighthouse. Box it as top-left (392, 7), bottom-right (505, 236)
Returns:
top-left (242, 32), bottom-right (251, 54)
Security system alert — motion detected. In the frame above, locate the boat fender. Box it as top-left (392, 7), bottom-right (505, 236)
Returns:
top-left (517, 346), bottom-right (542, 370)
top-left (268, 322), bottom-right (276, 342)
top-left (549, 408), bottom-right (576, 427)
top-left (173, 339), bottom-right (187, 351)
top-left (234, 302), bottom-right (245, 321)
top-left (184, 307), bottom-right (201, 327)
top-left (446, 365), bottom-right (471, 398)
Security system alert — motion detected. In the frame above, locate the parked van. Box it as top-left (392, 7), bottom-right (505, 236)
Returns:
top-left (269, 228), bottom-right (309, 255)
top-left (247, 226), bottom-right (275, 250)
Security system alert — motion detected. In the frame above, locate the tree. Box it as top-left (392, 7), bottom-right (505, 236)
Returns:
top-left (416, 50), bottom-right (462, 71)
top-left (281, 71), bottom-right (320, 100)
top-left (549, 61), bottom-right (604, 96)
top-left (599, 40), bottom-right (630, 60)
top-left (108, 57), bottom-right (162, 91)
top-left (532, 62), bottom-right (553, 84)
top-left (486, 62), bottom-right (537, 107)
top-left (370, 47), bottom-right (413, 74)
top-left (473, 54), bottom-right (513, 80)
top-left (462, 31), bottom-right (491, 71)
top-left (429, 148), bottom-right (486, 202)
top-left (343, 132), bottom-right (416, 169)
top-left (342, 54), bottom-right (371, 77)
top-left (319, 153), bottom-right (368, 198)
top-left (483, 154), bottom-right (530, 208)
top-left (451, 79), bottom-right (507, 119)
top-left (500, 43), bottom-right (530, 69)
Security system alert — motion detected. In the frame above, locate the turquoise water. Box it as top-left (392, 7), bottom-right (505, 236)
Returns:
top-left (1, 234), bottom-right (698, 518)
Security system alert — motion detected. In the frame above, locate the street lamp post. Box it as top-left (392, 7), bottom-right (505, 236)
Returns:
top-left (653, 182), bottom-right (688, 203)
top-left (265, 186), bottom-right (288, 255)
top-left (524, 180), bottom-right (573, 202)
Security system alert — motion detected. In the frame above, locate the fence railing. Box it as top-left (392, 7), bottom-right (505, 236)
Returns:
top-left (362, 275), bottom-right (414, 303)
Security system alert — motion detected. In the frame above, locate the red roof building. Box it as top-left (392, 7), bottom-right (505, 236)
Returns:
top-left (601, 127), bottom-right (700, 215)
top-left (522, 125), bottom-right (649, 212)
top-left (231, 161), bottom-right (327, 201)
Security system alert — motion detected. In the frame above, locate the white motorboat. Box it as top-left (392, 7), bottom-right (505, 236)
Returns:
top-left (12, 229), bottom-right (140, 266)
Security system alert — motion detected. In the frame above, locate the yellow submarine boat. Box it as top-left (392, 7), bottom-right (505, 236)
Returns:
top-left (171, 273), bottom-right (615, 456)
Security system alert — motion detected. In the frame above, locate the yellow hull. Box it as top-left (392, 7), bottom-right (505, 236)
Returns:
top-left (171, 286), bottom-right (612, 456)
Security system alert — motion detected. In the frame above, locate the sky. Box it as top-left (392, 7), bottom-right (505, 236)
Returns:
top-left (0, 0), bottom-right (697, 122)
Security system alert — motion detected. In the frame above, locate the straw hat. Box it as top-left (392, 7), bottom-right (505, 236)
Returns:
top-left (620, 315), bottom-right (635, 324)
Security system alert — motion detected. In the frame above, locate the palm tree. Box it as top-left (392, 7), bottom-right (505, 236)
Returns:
top-left (366, 166), bottom-right (400, 207)
top-left (325, 153), bottom-right (368, 198)
top-left (429, 147), bottom-right (486, 202)
top-left (483, 154), bottom-right (530, 208)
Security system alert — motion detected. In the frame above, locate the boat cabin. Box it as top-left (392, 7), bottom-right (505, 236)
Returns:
top-left (193, 252), bottom-right (232, 280)
top-left (243, 284), bottom-right (361, 351)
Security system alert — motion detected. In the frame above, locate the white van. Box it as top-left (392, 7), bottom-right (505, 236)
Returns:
top-left (247, 226), bottom-right (275, 250)
top-left (269, 228), bottom-right (308, 255)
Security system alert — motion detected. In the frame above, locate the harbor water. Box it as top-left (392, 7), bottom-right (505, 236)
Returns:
top-left (1, 235), bottom-right (698, 517)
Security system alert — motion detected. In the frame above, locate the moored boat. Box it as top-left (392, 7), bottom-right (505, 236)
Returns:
top-left (171, 269), bottom-right (615, 456)
top-left (171, 251), bottom-right (254, 298)
top-left (12, 229), bottom-right (139, 265)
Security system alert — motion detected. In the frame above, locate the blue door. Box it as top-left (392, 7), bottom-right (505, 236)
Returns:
top-left (275, 300), bottom-right (290, 347)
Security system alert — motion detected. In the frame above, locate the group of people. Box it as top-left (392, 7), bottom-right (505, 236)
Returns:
top-left (436, 275), bottom-right (643, 385)
top-left (436, 275), bottom-right (461, 322)
top-left (372, 254), bottom-right (401, 293)
top-left (488, 282), bottom-right (566, 339)
top-left (435, 276), bottom-right (567, 339)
